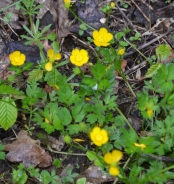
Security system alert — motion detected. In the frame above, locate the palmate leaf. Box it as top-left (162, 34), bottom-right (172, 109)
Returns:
top-left (0, 84), bottom-right (23, 95)
top-left (144, 63), bottom-right (162, 78)
top-left (0, 98), bottom-right (17, 130)
top-left (28, 69), bottom-right (43, 82)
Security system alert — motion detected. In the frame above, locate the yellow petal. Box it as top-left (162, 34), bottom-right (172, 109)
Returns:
top-left (109, 166), bottom-right (120, 176)
top-left (106, 33), bottom-right (113, 42)
top-left (45, 62), bottom-right (53, 71)
top-left (112, 150), bottom-right (123, 162)
top-left (47, 49), bottom-right (54, 58)
top-left (92, 30), bottom-right (99, 40)
top-left (99, 28), bottom-right (108, 34)
top-left (54, 53), bottom-right (62, 60)
top-left (72, 49), bottom-right (80, 56)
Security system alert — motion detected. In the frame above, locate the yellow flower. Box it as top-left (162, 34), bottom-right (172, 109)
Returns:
top-left (109, 166), bottom-right (120, 176)
top-left (64, 0), bottom-right (71, 8)
top-left (118, 48), bottom-right (125, 56)
top-left (54, 85), bottom-right (60, 90)
top-left (45, 118), bottom-right (50, 124)
top-left (92, 28), bottom-right (113, 47)
top-left (64, 0), bottom-right (71, 3)
top-left (45, 62), bottom-right (53, 71)
top-left (90, 127), bottom-right (108, 146)
top-left (104, 150), bottom-right (123, 165)
top-left (70, 49), bottom-right (89, 66)
top-left (9, 51), bottom-right (26, 66)
top-left (47, 49), bottom-right (62, 62)
top-left (85, 97), bottom-right (91, 101)
top-left (147, 109), bottom-right (153, 118)
top-left (134, 143), bottom-right (146, 150)
top-left (110, 2), bottom-right (115, 8)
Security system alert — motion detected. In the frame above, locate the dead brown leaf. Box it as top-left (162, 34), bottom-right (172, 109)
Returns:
top-left (4, 130), bottom-right (52, 168)
top-left (57, 0), bottom-right (70, 41)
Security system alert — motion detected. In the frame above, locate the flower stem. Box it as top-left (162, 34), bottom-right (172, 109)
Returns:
top-left (115, 106), bottom-right (135, 131)
top-left (48, 145), bottom-right (86, 156)
top-left (69, 8), bottom-right (95, 31)
top-left (113, 154), bottom-right (134, 184)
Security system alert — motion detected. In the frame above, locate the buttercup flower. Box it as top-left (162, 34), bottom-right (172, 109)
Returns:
top-left (90, 127), bottom-right (108, 146)
top-left (109, 166), bottom-right (120, 176)
top-left (45, 62), bottom-right (53, 71)
top-left (47, 49), bottom-right (61, 63)
top-left (134, 143), bottom-right (146, 150)
top-left (118, 48), bottom-right (125, 56)
top-left (70, 49), bottom-right (89, 66)
top-left (9, 51), bottom-right (26, 66)
top-left (92, 28), bottom-right (113, 47)
top-left (110, 2), bottom-right (115, 8)
top-left (147, 109), bottom-right (153, 118)
top-left (64, 0), bottom-right (71, 8)
top-left (104, 150), bottom-right (123, 165)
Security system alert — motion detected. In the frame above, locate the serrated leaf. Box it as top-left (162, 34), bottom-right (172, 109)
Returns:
top-left (57, 107), bottom-right (72, 126)
top-left (28, 69), bottom-right (43, 82)
top-left (0, 85), bottom-right (23, 95)
top-left (76, 178), bottom-right (86, 184)
top-left (0, 98), bottom-right (17, 130)
top-left (145, 63), bottom-right (162, 78)
top-left (156, 44), bottom-right (171, 61)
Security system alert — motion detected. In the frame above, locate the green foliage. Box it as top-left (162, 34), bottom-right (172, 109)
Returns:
top-left (12, 164), bottom-right (28, 184)
top-left (61, 168), bottom-right (78, 184)
top-left (0, 97), bottom-right (17, 130)
top-left (76, 177), bottom-right (86, 184)
top-left (0, 84), bottom-right (23, 95)
top-left (144, 62), bottom-right (162, 78)
top-left (28, 69), bottom-right (43, 82)
top-left (0, 144), bottom-right (5, 160)
top-left (156, 44), bottom-right (171, 61)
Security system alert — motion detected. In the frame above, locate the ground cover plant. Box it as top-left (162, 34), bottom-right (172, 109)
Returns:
top-left (0, 0), bottom-right (174, 183)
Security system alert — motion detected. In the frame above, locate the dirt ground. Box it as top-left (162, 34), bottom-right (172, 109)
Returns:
top-left (0, 0), bottom-right (174, 183)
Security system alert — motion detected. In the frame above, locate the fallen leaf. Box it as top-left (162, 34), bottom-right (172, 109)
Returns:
top-left (76, 166), bottom-right (114, 184)
top-left (4, 130), bottom-right (52, 168)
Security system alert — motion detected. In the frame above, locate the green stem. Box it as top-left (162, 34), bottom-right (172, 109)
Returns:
top-left (139, 164), bottom-right (174, 184)
top-left (124, 37), bottom-right (149, 62)
top-left (69, 8), bottom-right (95, 31)
top-left (119, 71), bottom-right (136, 98)
top-left (0, 0), bottom-right (22, 13)
top-left (48, 145), bottom-right (86, 156)
top-left (115, 106), bottom-right (135, 132)
top-left (113, 154), bottom-right (134, 184)
top-left (29, 15), bottom-right (47, 62)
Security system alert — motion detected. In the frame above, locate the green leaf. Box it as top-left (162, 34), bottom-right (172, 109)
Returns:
top-left (0, 98), bottom-right (17, 130)
top-left (52, 41), bottom-right (60, 53)
top-left (0, 84), bottom-right (23, 95)
top-left (156, 44), bottom-right (171, 61)
top-left (57, 107), bottom-right (72, 126)
top-left (47, 32), bottom-right (56, 41)
top-left (44, 68), bottom-right (61, 86)
top-left (71, 104), bottom-right (85, 122)
top-left (144, 63), bottom-right (162, 78)
top-left (76, 178), bottom-right (86, 184)
top-left (115, 32), bottom-right (124, 41)
top-left (86, 114), bottom-right (98, 124)
top-left (91, 62), bottom-right (107, 80)
top-left (23, 25), bottom-right (33, 37)
top-left (28, 69), bottom-right (43, 82)
top-left (80, 24), bottom-right (87, 31)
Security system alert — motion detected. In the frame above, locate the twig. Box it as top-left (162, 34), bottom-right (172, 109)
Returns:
top-left (115, 1), bottom-right (137, 32)
top-left (131, 0), bottom-right (150, 24)
top-left (124, 27), bottom-right (174, 58)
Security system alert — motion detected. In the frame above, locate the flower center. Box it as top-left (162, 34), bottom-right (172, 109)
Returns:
top-left (76, 54), bottom-right (83, 62)
top-left (14, 57), bottom-right (20, 62)
top-left (98, 36), bottom-right (105, 42)
top-left (96, 134), bottom-right (102, 141)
